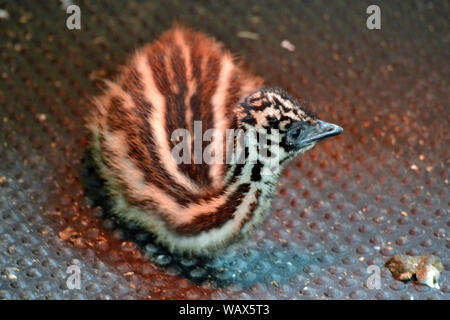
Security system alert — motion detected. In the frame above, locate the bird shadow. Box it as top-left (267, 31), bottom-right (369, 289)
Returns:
top-left (80, 148), bottom-right (325, 289)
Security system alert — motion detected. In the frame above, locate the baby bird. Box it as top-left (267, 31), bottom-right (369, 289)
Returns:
top-left (87, 27), bottom-right (342, 255)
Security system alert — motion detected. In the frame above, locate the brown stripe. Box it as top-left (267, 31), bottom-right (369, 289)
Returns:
top-left (105, 96), bottom-right (127, 131)
top-left (239, 189), bottom-right (261, 230)
top-left (154, 41), bottom-right (188, 153)
top-left (174, 183), bottom-right (250, 235)
top-left (224, 71), bottom-right (243, 120)
top-left (222, 70), bottom-right (245, 167)
top-left (163, 40), bottom-right (199, 185)
top-left (183, 30), bottom-right (222, 187)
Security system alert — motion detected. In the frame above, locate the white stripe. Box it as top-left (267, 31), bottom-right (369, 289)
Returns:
top-left (210, 55), bottom-right (234, 188)
top-left (174, 29), bottom-right (196, 167)
top-left (134, 51), bottom-right (201, 195)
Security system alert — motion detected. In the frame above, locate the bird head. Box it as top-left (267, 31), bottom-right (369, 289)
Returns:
top-left (237, 88), bottom-right (343, 163)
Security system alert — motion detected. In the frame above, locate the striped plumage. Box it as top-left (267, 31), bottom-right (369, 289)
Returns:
top-left (87, 27), bottom-right (342, 255)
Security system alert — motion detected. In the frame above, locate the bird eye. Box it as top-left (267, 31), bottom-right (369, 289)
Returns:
top-left (289, 127), bottom-right (302, 139)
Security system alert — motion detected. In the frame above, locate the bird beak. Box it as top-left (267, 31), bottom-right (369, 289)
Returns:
top-left (302, 120), bottom-right (343, 144)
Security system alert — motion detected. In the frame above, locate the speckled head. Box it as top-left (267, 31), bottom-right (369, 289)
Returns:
top-left (238, 88), bottom-right (343, 156)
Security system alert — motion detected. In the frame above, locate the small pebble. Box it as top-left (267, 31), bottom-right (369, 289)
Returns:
top-left (281, 40), bottom-right (295, 52)
top-left (237, 31), bottom-right (259, 40)
top-left (0, 9), bottom-right (9, 19)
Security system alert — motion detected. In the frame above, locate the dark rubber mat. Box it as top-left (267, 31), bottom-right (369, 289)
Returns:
top-left (0, 0), bottom-right (448, 299)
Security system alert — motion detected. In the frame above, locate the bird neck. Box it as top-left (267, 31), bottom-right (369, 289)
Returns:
top-left (221, 125), bottom-right (284, 207)
top-left (224, 124), bottom-right (284, 185)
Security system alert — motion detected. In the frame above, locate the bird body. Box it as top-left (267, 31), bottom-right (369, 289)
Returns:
top-left (87, 27), bottom-right (342, 255)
